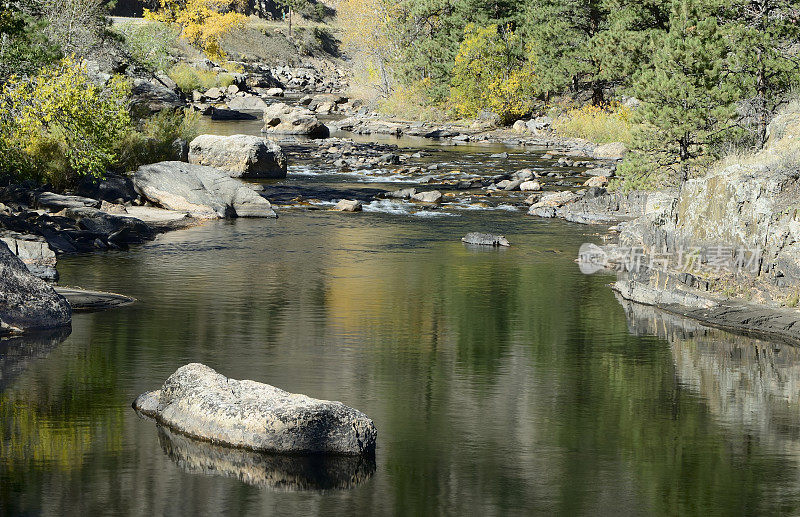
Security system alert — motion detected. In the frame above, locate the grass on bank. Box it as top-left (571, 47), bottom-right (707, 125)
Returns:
top-left (166, 62), bottom-right (236, 93)
top-left (551, 103), bottom-right (633, 144)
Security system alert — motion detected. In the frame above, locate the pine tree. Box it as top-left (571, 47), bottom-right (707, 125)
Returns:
top-left (723, 0), bottom-right (800, 147)
top-left (628, 0), bottom-right (738, 182)
top-left (522, 0), bottom-right (669, 104)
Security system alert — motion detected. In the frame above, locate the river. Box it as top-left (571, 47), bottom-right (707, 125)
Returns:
top-left (2, 122), bottom-right (800, 516)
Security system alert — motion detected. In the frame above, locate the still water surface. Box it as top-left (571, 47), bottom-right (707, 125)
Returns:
top-left (3, 136), bottom-right (800, 516)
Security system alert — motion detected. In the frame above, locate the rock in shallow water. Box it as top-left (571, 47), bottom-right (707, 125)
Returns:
top-left (333, 199), bottom-right (362, 212)
top-left (189, 134), bottom-right (287, 179)
top-left (133, 161), bottom-right (276, 219)
top-left (462, 233), bottom-right (510, 247)
top-left (133, 363), bottom-right (377, 456)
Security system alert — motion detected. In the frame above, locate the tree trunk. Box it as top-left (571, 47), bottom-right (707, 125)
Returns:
top-left (591, 82), bottom-right (604, 106)
top-left (679, 133), bottom-right (690, 184)
top-left (288, 8), bottom-right (292, 36)
top-left (756, 49), bottom-right (768, 148)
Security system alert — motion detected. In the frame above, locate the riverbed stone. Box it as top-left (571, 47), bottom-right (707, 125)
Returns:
top-left (133, 363), bottom-right (377, 456)
top-left (411, 190), bottom-right (443, 203)
top-left (227, 96), bottom-right (269, 111)
top-left (133, 161), bottom-right (277, 218)
top-left (333, 199), bottom-right (362, 212)
top-left (520, 181), bottom-right (542, 191)
top-left (262, 103), bottom-right (330, 138)
top-left (36, 192), bottom-right (100, 211)
top-left (462, 233), bottom-right (510, 247)
top-left (584, 176), bottom-right (609, 188)
top-left (130, 79), bottom-right (184, 117)
top-left (189, 135), bottom-right (287, 179)
top-left (0, 240), bottom-right (71, 334)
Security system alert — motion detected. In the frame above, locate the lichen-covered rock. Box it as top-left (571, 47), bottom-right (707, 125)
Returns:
top-left (0, 240), bottom-right (71, 334)
top-left (462, 233), bottom-right (510, 247)
top-left (189, 135), bottom-right (287, 179)
top-left (527, 191), bottom-right (578, 215)
top-left (133, 363), bottom-right (377, 456)
top-left (133, 161), bottom-right (276, 218)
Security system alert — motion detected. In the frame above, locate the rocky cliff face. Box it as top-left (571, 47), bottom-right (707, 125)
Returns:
top-left (613, 112), bottom-right (800, 308)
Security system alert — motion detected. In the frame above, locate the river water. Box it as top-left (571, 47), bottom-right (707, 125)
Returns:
top-left (3, 123), bottom-right (800, 516)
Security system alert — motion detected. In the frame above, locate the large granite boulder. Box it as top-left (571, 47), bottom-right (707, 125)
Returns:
top-left (0, 240), bottom-right (71, 334)
top-left (188, 135), bottom-right (287, 179)
top-left (133, 162), bottom-right (277, 218)
top-left (262, 103), bottom-right (330, 138)
top-left (0, 232), bottom-right (58, 280)
top-left (133, 363), bottom-right (377, 456)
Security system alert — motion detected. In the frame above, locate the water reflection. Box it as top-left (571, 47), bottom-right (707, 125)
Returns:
top-left (5, 212), bottom-right (800, 515)
top-left (0, 327), bottom-right (71, 390)
top-left (154, 424), bottom-right (376, 491)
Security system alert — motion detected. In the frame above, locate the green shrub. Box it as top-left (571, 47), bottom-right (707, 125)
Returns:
top-left (167, 62), bottom-right (234, 93)
top-left (116, 109), bottom-right (201, 171)
top-left (115, 21), bottom-right (179, 72)
top-left (0, 57), bottom-right (131, 188)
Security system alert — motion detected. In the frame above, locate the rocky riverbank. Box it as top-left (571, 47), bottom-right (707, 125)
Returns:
top-left (536, 112), bottom-right (800, 343)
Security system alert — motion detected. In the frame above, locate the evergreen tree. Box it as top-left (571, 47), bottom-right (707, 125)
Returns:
top-left (523, 0), bottom-right (608, 104)
top-left (0, 0), bottom-right (60, 81)
top-left (628, 0), bottom-right (738, 182)
top-left (394, 0), bottom-right (523, 102)
top-left (723, 0), bottom-right (800, 147)
top-left (522, 0), bottom-right (669, 104)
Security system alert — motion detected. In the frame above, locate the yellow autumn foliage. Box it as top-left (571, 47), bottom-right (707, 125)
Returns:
top-left (337, 0), bottom-right (402, 96)
top-left (144, 0), bottom-right (246, 61)
top-left (0, 57), bottom-right (131, 186)
top-left (450, 24), bottom-right (535, 124)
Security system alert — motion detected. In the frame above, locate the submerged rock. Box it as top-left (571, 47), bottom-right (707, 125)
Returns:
top-left (462, 233), bottom-right (510, 247)
top-left (133, 162), bottom-right (277, 218)
top-left (55, 287), bottom-right (135, 312)
top-left (189, 135), bottom-right (287, 179)
top-left (0, 240), bottom-right (71, 334)
top-left (133, 363), bottom-right (377, 456)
